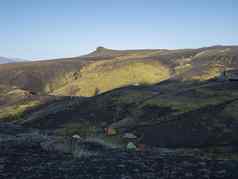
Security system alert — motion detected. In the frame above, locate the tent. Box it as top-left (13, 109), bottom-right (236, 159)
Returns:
top-left (126, 142), bottom-right (137, 150)
top-left (105, 128), bottom-right (117, 136)
top-left (72, 134), bottom-right (81, 140)
top-left (137, 144), bottom-right (145, 151)
top-left (123, 133), bottom-right (137, 139)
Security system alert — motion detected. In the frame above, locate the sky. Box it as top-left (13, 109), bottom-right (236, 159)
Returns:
top-left (0, 0), bottom-right (237, 60)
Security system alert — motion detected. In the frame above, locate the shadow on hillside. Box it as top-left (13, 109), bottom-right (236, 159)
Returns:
top-left (20, 75), bottom-right (238, 128)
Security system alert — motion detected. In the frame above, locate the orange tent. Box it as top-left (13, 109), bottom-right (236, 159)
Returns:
top-left (137, 144), bottom-right (145, 151)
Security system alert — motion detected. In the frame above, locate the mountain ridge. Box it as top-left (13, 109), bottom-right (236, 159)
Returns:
top-left (0, 45), bottom-right (238, 125)
top-left (0, 45), bottom-right (237, 97)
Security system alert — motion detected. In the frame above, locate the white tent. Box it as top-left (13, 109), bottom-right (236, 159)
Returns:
top-left (72, 134), bottom-right (81, 140)
top-left (127, 142), bottom-right (137, 150)
top-left (123, 133), bottom-right (137, 139)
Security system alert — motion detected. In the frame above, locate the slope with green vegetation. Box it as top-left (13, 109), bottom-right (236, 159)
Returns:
top-left (17, 79), bottom-right (238, 148)
top-left (52, 58), bottom-right (170, 96)
top-left (0, 45), bottom-right (238, 149)
top-left (0, 45), bottom-right (237, 97)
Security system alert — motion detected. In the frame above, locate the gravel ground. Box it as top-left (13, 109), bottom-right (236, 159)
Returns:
top-left (1, 123), bottom-right (238, 179)
top-left (1, 141), bottom-right (238, 179)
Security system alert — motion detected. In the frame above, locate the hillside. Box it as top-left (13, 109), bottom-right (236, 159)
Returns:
top-left (1, 45), bottom-right (238, 178)
top-left (0, 45), bottom-right (238, 122)
top-left (0, 46), bottom-right (237, 97)
top-left (18, 79), bottom-right (238, 148)
top-left (0, 45), bottom-right (237, 146)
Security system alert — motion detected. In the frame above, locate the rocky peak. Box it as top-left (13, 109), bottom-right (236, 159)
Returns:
top-left (96, 46), bottom-right (107, 52)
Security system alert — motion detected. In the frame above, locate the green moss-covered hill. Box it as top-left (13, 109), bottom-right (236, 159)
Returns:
top-left (1, 46), bottom-right (237, 97)
top-left (1, 45), bottom-right (238, 148)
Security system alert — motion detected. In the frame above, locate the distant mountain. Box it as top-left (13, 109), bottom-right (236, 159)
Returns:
top-left (0, 56), bottom-right (25, 64)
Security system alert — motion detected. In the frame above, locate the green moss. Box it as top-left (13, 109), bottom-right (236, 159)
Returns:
top-left (52, 59), bottom-right (170, 97)
top-left (190, 66), bottom-right (222, 81)
top-left (175, 63), bottom-right (192, 75)
top-left (141, 98), bottom-right (195, 113)
top-left (0, 100), bottom-right (40, 121)
top-left (222, 101), bottom-right (238, 119)
top-left (140, 88), bottom-right (236, 114)
top-left (112, 91), bottom-right (153, 105)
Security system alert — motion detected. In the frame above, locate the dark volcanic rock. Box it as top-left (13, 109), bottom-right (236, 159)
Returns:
top-left (1, 123), bottom-right (238, 179)
top-left (1, 141), bottom-right (238, 179)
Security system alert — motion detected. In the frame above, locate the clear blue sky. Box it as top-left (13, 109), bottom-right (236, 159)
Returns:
top-left (0, 0), bottom-right (237, 60)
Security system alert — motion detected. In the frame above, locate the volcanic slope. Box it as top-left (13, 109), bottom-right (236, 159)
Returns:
top-left (0, 46), bottom-right (237, 97)
top-left (19, 78), bottom-right (238, 148)
top-left (0, 45), bottom-right (238, 122)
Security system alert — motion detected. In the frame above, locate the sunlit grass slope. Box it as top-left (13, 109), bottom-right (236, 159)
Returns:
top-left (52, 59), bottom-right (171, 96)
